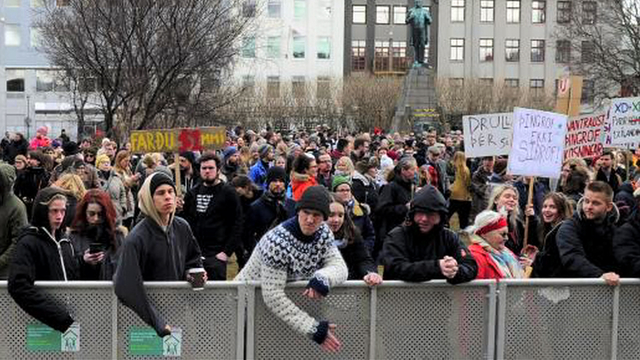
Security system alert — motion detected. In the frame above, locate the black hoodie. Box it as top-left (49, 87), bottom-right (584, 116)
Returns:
top-left (8, 187), bottom-right (79, 332)
top-left (382, 186), bottom-right (478, 283)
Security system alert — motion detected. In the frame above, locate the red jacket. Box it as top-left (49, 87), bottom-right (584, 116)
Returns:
top-left (468, 243), bottom-right (504, 279)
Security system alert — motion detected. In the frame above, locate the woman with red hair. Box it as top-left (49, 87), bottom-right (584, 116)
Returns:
top-left (69, 189), bottom-right (124, 280)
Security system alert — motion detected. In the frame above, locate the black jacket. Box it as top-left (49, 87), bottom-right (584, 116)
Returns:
top-left (614, 181), bottom-right (636, 223)
top-left (352, 172), bottom-right (379, 212)
top-left (375, 174), bottom-right (413, 257)
top-left (596, 168), bottom-right (621, 194)
top-left (531, 222), bottom-right (564, 278)
top-left (337, 238), bottom-right (377, 280)
top-left (4, 138), bottom-right (28, 163)
top-left (504, 215), bottom-right (538, 256)
top-left (14, 167), bottom-right (50, 206)
top-left (70, 228), bottom-right (124, 280)
top-left (246, 193), bottom-right (296, 252)
top-left (182, 181), bottom-right (243, 257)
top-left (114, 216), bottom-right (203, 337)
top-left (613, 214), bottom-right (640, 277)
top-left (8, 226), bottom-right (79, 332)
top-left (556, 207), bottom-right (620, 277)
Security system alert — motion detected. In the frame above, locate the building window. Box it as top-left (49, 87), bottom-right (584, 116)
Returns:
top-left (317, 77), bottom-right (331, 99)
top-left (531, 40), bottom-right (545, 62)
top-left (375, 41), bottom-right (390, 72)
top-left (6, 70), bottom-right (25, 92)
top-left (242, 37), bottom-right (255, 58)
top-left (505, 39), bottom-right (520, 62)
top-left (505, 79), bottom-right (519, 88)
top-left (5, 0), bottom-right (20, 7)
top-left (376, 6), bottom-right (390, 24)
top-left (36, 70), bottom-right (55, 92)
top-left (267, 36), bottom-right (280, 59)
top-left (583, 2), bottom-right (597, 24)
top-left (480, 78), bottom-right (494, 87)
top-left (317, 37), bottom-right (331, 59)
top-left (242, 76), bottom-right (255, 96)
top-left (479, 39), bottom-right (494, 61)
top-left (242, 0), bottom-right (256, 17)
top-left (351, 40), bottom-right (366, 71)
top-left (480, 1), bottom-right (494, 22)
top-left (294, 0), bottom-right (306, 20)
top-left (451, 0), bottom-right (465, 22)
top-left (582, 79), bottom-right (595, 103)
top-left (267, 0), bottom-right (281, 18)
top-left (352, 5), bottom-right (366, 24)
top-left (30, 27), bottom-right (41, 48)
top-left (582, 41), bottom-right (595, 63)
top-left (393, 6), bottom-right (407, 25)
top-left (267, 76), bottom-right (280, 98)
top-left (392, 41), bottom-right (407, 71)
top-left (556, 40), bottom-right (571, 63)
top-left (293, 36), bottom-right (306, 59)
top-left (5, 24), bottom-right (21, 47)
top-left (292, 76), bottom-right (306, 99)
top-left (450, 38), bottom-right (464, 61)
top-left (506, 1), bottom-right (520, 23)
top-left (530, 79), bottom-right (545, 94)
top-left (557, 1), bottom-right (571, 23)
top-left (532, 1), bottom-right (545, 23)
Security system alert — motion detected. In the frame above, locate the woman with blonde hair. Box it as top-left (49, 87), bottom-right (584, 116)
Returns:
top-left (463, 210), bottom-right (525, 279)
top-left (486, 184), bottom-right (537, 255)
top-left (335, 156), bottom-right (355, 178)
top-left (113, 150), bottom-right (139, 229)
top-left (53, 173), bottom-right (87, 228)
top-left (449, 151), bottom-right (472, 228)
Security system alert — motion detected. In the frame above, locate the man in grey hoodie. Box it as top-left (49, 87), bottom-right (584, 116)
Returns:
top-left (114, 172), bottom-right (204, 337)
top-left (0, 163), bottom-right (28, 279)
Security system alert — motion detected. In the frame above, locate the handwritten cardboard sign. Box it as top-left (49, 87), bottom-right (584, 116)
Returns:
top-left (606, 97), bottom-right (640, 149)
top-left (564, 111), bottom-right (606, 160)
top-left (462, 113), bottom-right (513, 158)
top-left (130, 127), bottom-right (226, 154)
top-left (508, 108), bottom-right (568, 178)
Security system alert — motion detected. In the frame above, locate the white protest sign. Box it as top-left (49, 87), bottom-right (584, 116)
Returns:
top-left (462, 113), bottom-right (513, 157)
top-left (563, 111), bottom-right (606, 161)
top-left (508, 108), bottom-right (568, 178)
top-left (607, 97), bottom-right (640, 149)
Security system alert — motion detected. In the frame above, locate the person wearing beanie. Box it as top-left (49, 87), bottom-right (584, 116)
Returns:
top-left (0, 164), bottom-right (28, 279)
top-left (221, 146), bottom-right (246, 182)
top-left (115, 172), bottom-right (204, 337)
top-left (29, 126), bottom-right (51, 150)
top-left (172, 151), bottom-right (200, 196)
top-left (8, 187), bottom-right (79, 333)
top-left (381, 185), bottom-right (477, 283)
top-left (332, 175), bottom-right (376, 255)
top-left (182, 152), bottom-right (242, 280)
top-left (249, 144), bottom-right (274, 190)
top-left (236, 185), bottom-right (347, 352)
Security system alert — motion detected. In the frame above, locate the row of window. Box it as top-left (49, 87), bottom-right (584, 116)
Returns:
top-left (242, 36), bottom-right (331, 60)
top-left (242, 0), bottom-right (332, 20)
top-left (353, 1), bottom-right (596, 25)
top-left (447, 77), bottom-right (595, 101)
top-left (4, 25), bottom-right (41, 47)
top-left (449, 38), bottom-right (594, 63)
top-left (243, 76), bottom-right (332, 99)
top-left (3, 0), bottom-right (68, 7)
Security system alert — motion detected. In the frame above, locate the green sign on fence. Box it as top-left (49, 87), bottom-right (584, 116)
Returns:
top-left (129, 327), bottom-right (182, 357)
top-left (27, 323), bottom-right (80, 352)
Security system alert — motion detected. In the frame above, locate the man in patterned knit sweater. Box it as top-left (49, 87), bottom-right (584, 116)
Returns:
top-left (235, 185), bottom-right (348, 352)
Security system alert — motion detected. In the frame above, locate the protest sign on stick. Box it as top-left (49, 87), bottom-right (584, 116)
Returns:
top-left (507, 108), bottom-right (568, 178)
top-left (462, 113), bottom-right (513, 158)
top-left (606, 97), bottom-right (640, 149)
top-left (563, 111), bottom-right (606, 161)
top-left (130, 127), bottom-right (226, 154)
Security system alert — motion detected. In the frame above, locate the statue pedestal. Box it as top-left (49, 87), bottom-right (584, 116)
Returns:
top-left (391, 67), bottom-right (439, 133)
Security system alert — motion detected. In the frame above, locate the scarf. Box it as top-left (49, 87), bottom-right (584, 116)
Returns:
top-left (472, 235), bottom-right (524, 278)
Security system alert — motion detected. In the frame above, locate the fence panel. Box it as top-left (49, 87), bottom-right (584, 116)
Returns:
top-left (616, 280), bottom-right (640, 359)
top-left (248, 282), bottom-right (371, 360)
top-left (497, 279), bottom-right (615, 360)
top-left (375, 281), bottom-right (496, 360)
top-left (0, 282), bottom-right (115, 360)
top-left (116, 282), bottom-right (242, 360)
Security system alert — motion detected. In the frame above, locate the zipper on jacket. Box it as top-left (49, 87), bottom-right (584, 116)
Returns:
top-left (43, 228), bottom-right (69, 282)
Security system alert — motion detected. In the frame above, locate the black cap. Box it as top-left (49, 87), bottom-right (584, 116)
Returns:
top-left (62, 141), bottom-right (79, 156)
top-left (149, 172), bottom-right (176, 195)
top-left (295, 186), bottom-right (331, 220)
top-left (266, 166), bottom-right (287, 186)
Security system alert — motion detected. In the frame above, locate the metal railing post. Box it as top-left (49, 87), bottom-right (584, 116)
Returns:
top-left (495, 281), bottom-right (507, 360)
top-left (487, 281), bottom-right (497, 360)
top-left (112, 291), bottom-right (118, 360)
top-left (245, 284), bottom-right (256, 360)
top-left (369, 286), bottom-right (377, 360)
top-left (611, 285), bottom-right (620, 360)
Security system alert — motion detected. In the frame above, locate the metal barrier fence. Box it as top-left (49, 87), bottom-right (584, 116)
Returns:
top-left (1, 279), bottom-right (637, 359)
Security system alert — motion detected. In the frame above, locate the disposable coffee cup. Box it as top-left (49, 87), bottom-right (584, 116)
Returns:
top-left (188, 268), bottom-right (206, 291)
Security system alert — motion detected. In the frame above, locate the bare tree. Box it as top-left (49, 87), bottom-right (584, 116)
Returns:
top-left (36, 0), bottom-right (253, 138)
top-left (554, 0), bottom-right (640, 102)
top-left (342, 75), bottom-right (403, 131)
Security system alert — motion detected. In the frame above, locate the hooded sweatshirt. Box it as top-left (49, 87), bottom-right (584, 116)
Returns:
top-left (114, 173), bottom-right (203, 337)
top-left (8, 187), bottom-right (78, 332)
top-left (0, 163), bottom-right (28, 278)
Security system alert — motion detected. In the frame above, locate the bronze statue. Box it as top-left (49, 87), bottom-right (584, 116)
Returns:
top-left (406, 0), bottom-right (432, 68)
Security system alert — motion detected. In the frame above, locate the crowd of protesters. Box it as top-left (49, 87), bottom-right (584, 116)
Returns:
top-left (2, 124), bottom-right (640, 350)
